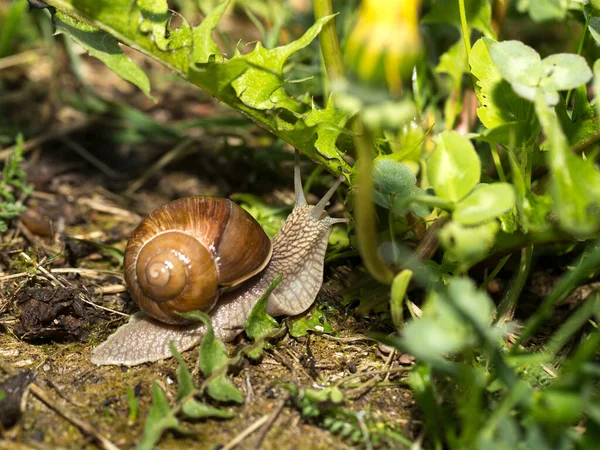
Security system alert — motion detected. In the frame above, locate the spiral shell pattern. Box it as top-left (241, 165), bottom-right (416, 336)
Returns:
top-left (124, 197), bottom-right (272, 324)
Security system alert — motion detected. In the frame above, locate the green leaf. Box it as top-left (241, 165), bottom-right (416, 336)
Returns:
top-left (540, 54), bottom-right (593, 92)
top-left (390, 270), bottom-right (412, 329)
top-left (180, 398), bottom-right (235, 420)
top-left (230, 14), bottom-right (335, 111)
top-left (191, 0), bottom-right (228, 64)
top-left (489, 40), bottom-right (543, 87)
top-left (489, 40), bottom-right (592, 106)
top-left (534, 92), bottom-right (600, 237)
top-left (588, 17), bottom-right (600, 45)
top-left (594, 59), bottom-right (600, 121)
top-left (439, 220), bottom-right (500, 266)
top-left (288, 308), bottom-right (333, 338)
top-left (137, 382), bottom-right (182, 450)
top-left (428, 131), bottom-right (481, 202)
top-left (469, 37), bottom-right (530, 131)
top-left (454, 183), bottom-right (516, 225)
top-left (43, 0), bottom-right (351, 180)
top-left (169, 344), bottom-right (195, 402)
top-left (53, 11), bottom-right (153, 99)
top-left (402, 278), bottom-right (497, 360)
top-left (183, 311), bottom-right (244, 404)
top-left (244, 274), bottom-right (281, 359)
top-left (518, 0), bottom-right (569, 22)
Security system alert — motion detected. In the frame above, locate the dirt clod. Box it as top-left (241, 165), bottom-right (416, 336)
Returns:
top-left (15, 287), bottom-right (102, 342)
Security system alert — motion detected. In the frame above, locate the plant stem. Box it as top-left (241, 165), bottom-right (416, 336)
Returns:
top-left (496, 245), bottom-right (533, 325)
top-left (565, 12), bottom-right (589, 106)
top-left (312, 0), bottom-right (345, 81)
top-left (458, 0), bottom-right (471, 60)
top-left (312, 0), bottom-right (394, 284)
top-left (355, 125), bottom-right (395, 284)
top-left (410, 194), bottom-right (455, 212)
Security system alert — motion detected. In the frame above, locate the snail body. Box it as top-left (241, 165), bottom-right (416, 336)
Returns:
top-left (91, 152), bottom-right (346, 366)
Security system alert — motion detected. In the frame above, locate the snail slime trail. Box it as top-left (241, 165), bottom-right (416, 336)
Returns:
top-left (91, 151), bottom-right (347, 366)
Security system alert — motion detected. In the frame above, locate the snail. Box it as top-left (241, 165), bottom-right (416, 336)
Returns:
top-left (91, 151), bottom-right (347, 366)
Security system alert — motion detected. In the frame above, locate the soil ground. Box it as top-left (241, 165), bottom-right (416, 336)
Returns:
top-left (0, 43), bottom-right (415, 449)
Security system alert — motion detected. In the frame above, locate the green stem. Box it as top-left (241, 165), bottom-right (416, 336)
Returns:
top-left (355, 125), bottom-right (395, 284)
top-left (410, 194), bottom-right (455, 212)
top-left (565, 12), bottom-right (589, 105)
top-left (312, 0), bottom-right (345, 81)
top-left (458, 0), bottom-right (471, 60)
top-left (313, 0), bottom-right (394, 284)
top-left (489, 143), bottom-right (506, 182)
top-left (496, 245), bottom-right (533, 325)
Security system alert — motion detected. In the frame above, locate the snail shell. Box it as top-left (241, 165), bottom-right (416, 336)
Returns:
top-left (123, 197), bottom-right (272, 324)
top-left (91, 151), bottom-right (347, 366)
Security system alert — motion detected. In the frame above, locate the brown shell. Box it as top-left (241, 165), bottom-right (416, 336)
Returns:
top-left (123, 197), bottom-right (273, 324)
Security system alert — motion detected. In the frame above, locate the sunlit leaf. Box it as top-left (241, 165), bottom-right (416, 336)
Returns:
top-left (180, 398), bottom-right (235, 420)
top-left (182, 311), bottom-right (244, 404)
top-left (137, 382), bottom-right (182, 450)
top-left (469, 37), bottom-right (530, 132)
top-left (454, 183), bottom-right (516, 225)
top-left (439, 220), bottom-right (499, 266)
top-left (169, 344), bottom-right (194, 402)
top-left (53, 11), bottom-right (153, 99)
top-left (428, 131), bottom-right (480, 202)
top-left (288, 308), bottom-right (333, 338)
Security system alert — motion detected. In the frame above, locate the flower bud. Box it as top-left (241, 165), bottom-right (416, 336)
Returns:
top-left (345, 0), bottom-right (423, 96)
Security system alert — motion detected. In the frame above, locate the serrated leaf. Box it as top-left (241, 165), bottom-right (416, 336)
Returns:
top-left (182, 311), bottom-right (244, 404)
top-left (230, 14), bottom-right (335, 111)
top-left (303, 97), bottom-right (350, 164)
top-left (180, 398), bottom-right (235, 420)
top-left (191, 0), bottom-right (227, 64)
top-left (137, 382), bottom-right (182, 450)
top-left (53, 11), bottom-right (153, 99)
top-left (169, 344), bottom-right (195, 402)
top-left (454, 183), bottom-right (516, 225)
top-left (469, 37), bottom-right (530, 130)
top-left (137, 0), bottom-right (192, 56)
top-left (288, 308), bottom-right (333, 338)
top-left (428, 131), bottom-right (481, 202)
top-left (43, 0), bottom-right (351, 179)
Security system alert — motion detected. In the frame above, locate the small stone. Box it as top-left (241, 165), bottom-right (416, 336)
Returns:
top-left (398, 353), bottom-right (415, 365)
top-left (347, 361), bottom-right (357, 373)
top-left (42, 364), bottom-right (51, 372)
